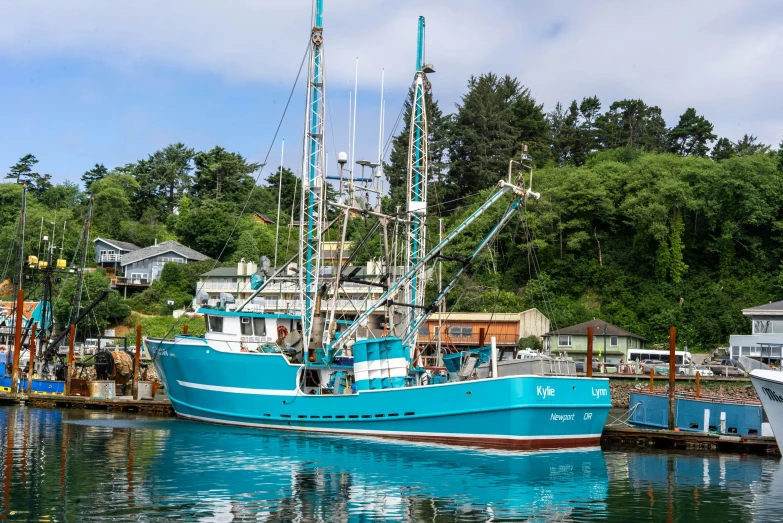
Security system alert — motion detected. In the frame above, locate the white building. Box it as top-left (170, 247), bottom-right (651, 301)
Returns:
top-left (729, 300), bottom-right (783, 363)
top-left (194, 260), bottom-right (388, 329)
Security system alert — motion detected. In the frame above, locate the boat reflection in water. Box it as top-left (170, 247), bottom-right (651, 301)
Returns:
top-left (2, 406), bottom-right (783, 521)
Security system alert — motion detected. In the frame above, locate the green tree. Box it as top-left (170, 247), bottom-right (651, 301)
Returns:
top-left (53, 270), bottom-right (131, 335)
top-left (265, 167), bottom-right (301, 221)
top-left (734, 134), bottom-right (770, 157)
top-left (711, 137), bottom-right (735, 161)
top-left (595, 99), bottom-right (667, 151)
top-left (448, 73), bottom-right (548, 198)
top-left (192, 146), bottom-right (260, 205)
top-left (6, 154), bottom-right (52, 196)
top-left (81, 163), bottom-right (108, 190)
top-left (175, 200), bottom-right (237, 258)
top-left (668, 108), bottom-right (716, 157)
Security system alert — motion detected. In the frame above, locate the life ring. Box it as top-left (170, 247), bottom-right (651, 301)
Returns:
top-left (277, 325), bottom-right (289, 339)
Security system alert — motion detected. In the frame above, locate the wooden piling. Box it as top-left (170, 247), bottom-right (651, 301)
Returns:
top-left (183, 324), bottom-right (188, 335)
top-left (696, 371), bottom-right (701, 398)
top-left (478, 328), bottom-right (486, 348)
top-left (65, 323), bottom-right (75, 396)
top-left (133, 324), bottom-right (141, 400)
top-left (25, 323), bottom-right (37, 394)
top-left (586, 327), bottom-right (594, 377)
top-left (649, 368), bottom-right (654, 392)
top-left (10, 289), bottom-right (25, 393)
top-left (668, 326), bottom-right (676, 430)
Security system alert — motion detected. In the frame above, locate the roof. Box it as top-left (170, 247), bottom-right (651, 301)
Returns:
top-left (121, 240), bottom-right (210, 266)
top-left (544, 319), bottom-right (646, 341)
top-left (742, 300), bottom-right (783, 316)
top-left (253, 212), bottom-right (274, 224)
top-left (425, 310), bottom-right (544, 323)
top-left (93, 237), bottom-right (140, 252)
top-left (0, 301), bottom-right (43, 322)
top-left (201, 267), bottom-right (242, 277)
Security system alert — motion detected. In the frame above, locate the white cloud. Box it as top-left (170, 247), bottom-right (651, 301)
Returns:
top-left (1, 0), bottom-right (781, 145)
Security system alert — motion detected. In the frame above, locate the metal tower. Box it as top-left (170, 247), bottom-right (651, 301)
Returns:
top-left (403, 16), bottom-right (431, 354)
top-left (299, 0), bottom-right (326, 352)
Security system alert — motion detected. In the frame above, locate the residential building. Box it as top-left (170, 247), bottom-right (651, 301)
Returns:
top-left (194, 259), bottom-right (387, 329)
top-left (93, 238), bottom-right (140, 268)
top-left (252, 212), bottom-right (274, 225)
top-left (543, 319), bottom-right (646, 363)
top-left (115, 240), bottom-right (209, 290)
top-left (729, 300), bottom-right (783, 363)
top-left (416, 309), bottom-right (551, 366)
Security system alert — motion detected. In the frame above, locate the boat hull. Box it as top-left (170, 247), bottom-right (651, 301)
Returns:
top-left (750, 369), bottom-right (783, 449)
top-left (149, 336), bottom-right (612, 450)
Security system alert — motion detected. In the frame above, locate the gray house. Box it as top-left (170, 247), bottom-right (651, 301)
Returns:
top-left (729, 300), bottom-right (783, 364)
top-left (117, 240), bottom-right (209, 289)
top-left (93, 238), bottom-right (140, 266)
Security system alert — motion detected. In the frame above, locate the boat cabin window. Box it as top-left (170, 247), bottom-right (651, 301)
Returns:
top-left (253, 318), bottom-right (266, 336)
top-left (241, 317), bottom-right (253, 335)
top-left (207, 315), bottom-right (224, 333)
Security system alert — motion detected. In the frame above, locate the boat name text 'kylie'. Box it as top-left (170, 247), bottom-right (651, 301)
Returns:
top-left (537, 385), bottom-right (555, 399)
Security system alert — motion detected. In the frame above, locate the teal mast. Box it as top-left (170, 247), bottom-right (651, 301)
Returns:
top-left (403, 16), bottom-right (431, 357)
top-left (299, 0), bottom-right (326, 353)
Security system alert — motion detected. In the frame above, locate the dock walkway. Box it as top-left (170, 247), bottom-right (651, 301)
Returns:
top-left (0, 391), bottom-right (173, 415)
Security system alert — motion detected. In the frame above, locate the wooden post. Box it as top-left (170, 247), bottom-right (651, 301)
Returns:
top-left (586, 327), bottom-right (594, 377)
top-left (649, 368), bottom-right (654, 392)
top-left (10, 289), bottom-right (24, 393)
top-left (695, 371), bottom-right (701, 398)
top-left (478, 328), bottom-right (486, 348)
top-left (26, 323), bottom-right (37, 394)
top-left (668, 326), bottom-right (676, 430)
top-left (133, 324), bottom-right (141, 400)
top-left (183, 324), bottom-right (188, 335)
top-left (65, 323), bottom-right (75, 396)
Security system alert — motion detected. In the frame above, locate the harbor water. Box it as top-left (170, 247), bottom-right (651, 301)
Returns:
top-left (1, 405), bottom-right (782, 522)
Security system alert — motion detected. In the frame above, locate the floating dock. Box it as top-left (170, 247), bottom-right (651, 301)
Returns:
top-left (601, 425), bottom-right (779, 455)
top-left (0, 391), bottom-right (173, 415)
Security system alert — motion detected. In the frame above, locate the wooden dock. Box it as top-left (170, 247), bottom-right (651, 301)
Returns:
top-left (0, 391), bottom-right (174, 415)
top-left (602, 426), bottom-right (779, 455)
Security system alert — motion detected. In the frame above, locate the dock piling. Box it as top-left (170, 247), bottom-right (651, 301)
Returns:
top-left (587, 327), bottom-right (594, 377)
top-left (696, 371), bottom-right (701, 397)
top-left (26, 323), bottom-right (37, 393)
top-left (65, 323), bottom-right (75, 396)
top-left (668, 326), bottom-right (676, 430)
top-left (183, 324), bottom-right (188, 335)
top-left (10, 289), bottom-right (24, 393)
top-left (650, 368), bottom-right (654, 392)
top-left (133, 324), bottom-right (141, 400)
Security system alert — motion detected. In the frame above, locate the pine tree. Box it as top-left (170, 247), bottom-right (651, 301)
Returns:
top-left (668, 108), bottom-right (716, 157)
top-left (81, 163), bottom-right (108, 190)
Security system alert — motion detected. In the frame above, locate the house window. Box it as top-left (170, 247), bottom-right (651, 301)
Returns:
top-left (208, 315), bottom-right (224, 333)
top-left (418, 325), bottom-right (429, 337)
top-left (240, 317), bottom-right (253, 335)
top-left (449, 326), bottom-right (461, 338)
top-left (610, 336), bottom-right (618, 347)
top-left (461, 326), bottom-right (473, 338)
top-left (253, 318), bottom-right (266, 336)
top-left (558, 335), bottom-right (572, 347)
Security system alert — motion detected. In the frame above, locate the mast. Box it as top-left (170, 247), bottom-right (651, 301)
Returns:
top-left (299, 0), bottom-right (326, 353)
top-left (72, 196), bottom-right (94, 331)
top-left (403, 16), bottom-right (431, 354)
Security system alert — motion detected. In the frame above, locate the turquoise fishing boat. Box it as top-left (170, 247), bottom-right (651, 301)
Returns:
top-left (148, 0), bottom-right (612, 450)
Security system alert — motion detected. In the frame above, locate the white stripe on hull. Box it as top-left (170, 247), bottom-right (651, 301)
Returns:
top-left (177, 380), bottom-right (299, 396)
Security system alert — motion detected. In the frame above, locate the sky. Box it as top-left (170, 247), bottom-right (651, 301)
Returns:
top-left (0, 0), bottom-right (782, 186)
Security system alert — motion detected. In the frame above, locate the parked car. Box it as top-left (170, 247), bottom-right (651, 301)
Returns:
top-left (678, 365), bottom-right (714, 377)
top-left (705, 363), bottom-right (746, 377)
top-left (641, 359), bottom-right (669, 375)
top-left (575, 359), bottom-right (601, 373)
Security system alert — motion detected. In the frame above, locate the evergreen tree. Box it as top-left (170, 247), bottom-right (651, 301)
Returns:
top-left (383, 87), bottom-right (450, 213)
top-left (448, 73), bottom-right (548, 197)
top-left (192, 147), bottom-right (260, 206)
top-left (6, 154), bottom-right (52, 196)
top-left (265, 167), bottom-right (301, 221)
top-left (668, 108), bottom-right (716, 157)
top-left (711, 137), bottom-right (735, 161)
top-left (81, 163), bottom-right (108, 190)
top-left (595, 99), bottom-right (667, 152)
top-left (734, 134), bottom-right (770, 157)
top-left (148, 143), bottom-right (195, 214)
